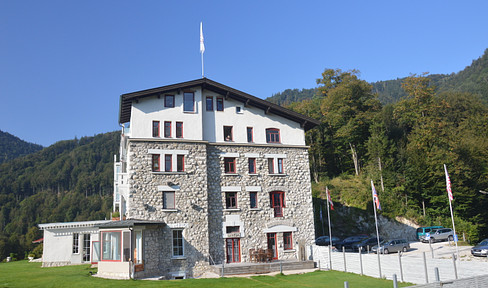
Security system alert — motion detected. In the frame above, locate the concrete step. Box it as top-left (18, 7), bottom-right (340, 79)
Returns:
top-left (211, 260), bottom-right (315, 275)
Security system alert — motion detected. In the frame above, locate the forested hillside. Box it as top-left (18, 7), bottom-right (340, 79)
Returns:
top-left (0, 132), bottom-right (119, 260)
top-left (289, 69), bottom-right (488, 243)
top-left (0, 130), bottom-right (43, 164)
top-left (270, 49), bottom-right (488, 105)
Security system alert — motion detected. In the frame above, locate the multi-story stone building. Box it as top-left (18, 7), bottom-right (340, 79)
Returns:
top-left (99, 78), bottom-right (320, 279)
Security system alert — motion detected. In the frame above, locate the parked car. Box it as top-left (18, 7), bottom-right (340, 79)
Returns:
top-left (337, 235), bottom-right (369, 251)
top-left (416, 226), bottom-right (443, 241)
top-left (471, 238), bottom-right (488, 257)
top-left (372, 239), bottom-right (410, 254)
top-left (315, 236), bottom-right (341, 246)
top-left (421, 228), bottom-right (454, 243)
top-left (352, 236), bottom-right (383, 252)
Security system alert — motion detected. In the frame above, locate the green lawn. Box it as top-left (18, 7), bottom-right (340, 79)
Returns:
top-left (0, 261), bottom-right (413, 287)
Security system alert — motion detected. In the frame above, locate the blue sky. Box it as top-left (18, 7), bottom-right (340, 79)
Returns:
top-left (1, 1), bottom-right (487, 147)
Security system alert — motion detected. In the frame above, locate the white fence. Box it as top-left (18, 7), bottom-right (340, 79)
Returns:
top-left (311, 245), bottom-right (488, 285)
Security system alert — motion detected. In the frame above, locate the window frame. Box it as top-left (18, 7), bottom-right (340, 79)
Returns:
top-left (283, 232), bottom-right (293, 250)
top-left (248, 158), bottom-right (256, 174)
top-left (73, 233), bottom-right (79, 254)
top-left (250, 192), bottom-right (258, 209)
top-left (152, 121), bottom-right (160, 137)
top-left (183, 92), bottom-right (195, 112)
top-left (216, 97), bottom-right (224, 111)
top-left (164, 95), bottom-right (175, 108)
top-left (164, 121), bottom-right (172, 138)
top-left (270, 191), bottom-right (285, 217)
top-left (172, 229), bottom-right (184, 257)
top-left (164, 154), bottom-right (172, 172)
top-left (224, 157), bottom-right (236, 174)
top-left (224, 126), bottom-right (233, 142)
top-left (152, 154), bottom-right (160, 172)
top-left (226, 192), bottom-right (238, 209)
top-left (266, 128), bottom-right (281, 143)
top-left (177, 155), bottom-right (185, 172)
top-left (206, 96), bottom-right (214, 111)
top-left (247, 127), bottom-right (253, 143)
top-left (83, 234), bottom-right (91, 262)
top-left (176, 122), bottom-right (183, 138)
top-left (101, 231), bottom-right (122, 261)
top-left (163, 191), bottom-right (176, 209)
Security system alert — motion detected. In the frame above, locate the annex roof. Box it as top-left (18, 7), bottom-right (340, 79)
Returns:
top-left (119, 78), bottom-right (320, 131)
top-left (98, 219), bottom-right (165, 229)
top-left (38, 220), bottom-right (111, 230)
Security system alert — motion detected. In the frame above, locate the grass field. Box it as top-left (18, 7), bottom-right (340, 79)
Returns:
top-left (0, 261), bottom-right (413, 287)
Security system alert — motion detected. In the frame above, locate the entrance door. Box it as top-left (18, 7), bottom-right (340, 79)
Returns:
top-left (267, 233), bottom-right (278, 260)
top-left (226, 238), bottom-right (240, 263)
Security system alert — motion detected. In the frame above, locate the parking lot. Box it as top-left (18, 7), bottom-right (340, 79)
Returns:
top-left (312, 240), bottom-right (488, 285)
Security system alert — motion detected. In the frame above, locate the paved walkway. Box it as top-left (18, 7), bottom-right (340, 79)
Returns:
top-left (312, 243), bottom-right (488, 285)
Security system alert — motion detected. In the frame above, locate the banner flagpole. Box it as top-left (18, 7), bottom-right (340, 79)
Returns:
top-left (444, 164), bottom-right (460, 261)
top-left (371, 180), bottom-right (382, 278)
top-left (326, 186), bottom-right (333, 270)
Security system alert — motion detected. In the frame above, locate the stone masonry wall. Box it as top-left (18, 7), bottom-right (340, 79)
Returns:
top-left (127, 140), bottom-right (210, 278)
top-left (207, 144), bottom-right (315, 264)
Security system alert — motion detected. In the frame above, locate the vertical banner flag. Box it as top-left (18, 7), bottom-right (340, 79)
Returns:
top-left (200, 22), bottom-right (205, 54)
top-left (444, 164), bottom-right (453, 201)
top-left (326, 187), bottom-right (334, 210)
top-left (371, 180), bottom-right (381, 210)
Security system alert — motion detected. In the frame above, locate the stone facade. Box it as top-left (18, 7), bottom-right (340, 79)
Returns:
top-left (123, 139), bottom-right (314, 279)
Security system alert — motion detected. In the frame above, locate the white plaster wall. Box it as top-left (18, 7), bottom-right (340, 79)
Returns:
top-left (42, 227), bottom-right (100, 264)
top-left (130, 89), bottom-right (203, 140)
top-left (202, 93), bottom-right (305, 145)
top-left (128, 87), bottom-right (305, 145)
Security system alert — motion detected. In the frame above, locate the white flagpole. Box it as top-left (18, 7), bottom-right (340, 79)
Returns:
top-left (200, 22), bottom-right (205, 78)
top-left (372, 180), bottom-right (382, 278)
top-left (326, 187), bottom-right (333, 270)
top-left (444, 164), bottom-right (460, 261)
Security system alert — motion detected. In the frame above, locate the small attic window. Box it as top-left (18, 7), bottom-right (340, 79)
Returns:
top-left (236, 106), bottom-right (242, 114)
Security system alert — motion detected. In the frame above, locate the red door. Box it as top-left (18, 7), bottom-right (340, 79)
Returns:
top-left (267, 233), bottom-right (278, 260)
top-left (226, 238), bottom-right (240, 263)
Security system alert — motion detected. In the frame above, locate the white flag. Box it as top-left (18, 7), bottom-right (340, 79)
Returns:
top-left (200, 22), bottom-right (205, 54)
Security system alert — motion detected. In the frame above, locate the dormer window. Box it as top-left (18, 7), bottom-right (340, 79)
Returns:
top-left (266, 128), bottom-right (280, 143)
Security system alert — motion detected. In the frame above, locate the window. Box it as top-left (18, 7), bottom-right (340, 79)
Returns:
top-left (247, 127), bottom-right (253, 142)
top-left (268, 158), bottom-right (284, 174)
top-left (266, 128), bottom-right (280, 143)
top-left (152, 121), bottom-right (160, 137)
top-left (134, 231), bottom-right (143, 264)
top-left (283, 232), bottom-right (293, 250)
top-left (226, 226), bottom-right (240, 234)
top-left (172, 230), bottom-right (184, 257)
top-left (83, 234), bottom-right (91, 262)
top-left (217, 97), bottom-right (224, 111)
top-left (224, 126), bottom-right (233, 141)
top-left (177, 155), bottom-right (184, 172)
top-left (165, 95), bottom-right (175, 107)
top-left (176, 122), bottom-right (183, 138)
top-left (183, 92), bottom-right (194, 112)
top-left (226, 192), bottom-right (237, 209)
top-left (102, 231), bottom-right (121, 261)
top-left (152, 154), bottom-right (160, 171)
top-left (163, 191), bottom-right (175, 209)
top-left (165, 155), bottom-right (172, 172)
top-left (226, 238), bottom-right (240, 263)
top-left (224, 158), bottom-right (236, 173)
top-left (270, 191), bottom-right (285, 217)
top-left (164, 121), bottom-right (171, 138)
top-left (73, 233), bottom-right (79, 254)
top-left (206, 96), bottom-right (213, 111)
top-left (268, 158), bottom-right (274, 174)
top-left (236, 106), bottom-right (242, 113)
top-left (250, 192), bottom-right (258, 209)
top-left (248, 158), bottom-right (256, 174)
